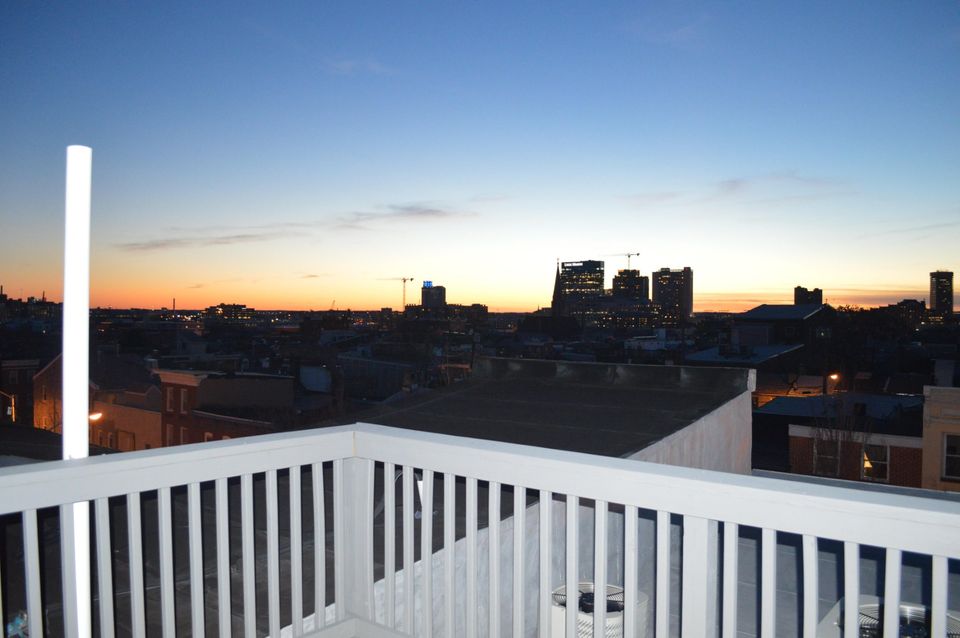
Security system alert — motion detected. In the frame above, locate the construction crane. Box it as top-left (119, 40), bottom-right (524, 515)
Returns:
top-left (604, 252), bottom-right (640, 270)
top-left (378, 277), bottom-right (415, 308)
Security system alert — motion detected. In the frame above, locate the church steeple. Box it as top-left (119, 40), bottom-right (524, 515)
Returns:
top-left (551, 259), bottom-right (565, 317)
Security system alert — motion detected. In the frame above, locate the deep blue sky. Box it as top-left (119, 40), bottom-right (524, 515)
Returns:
top-left (1, 1), bottom-right (958, 310)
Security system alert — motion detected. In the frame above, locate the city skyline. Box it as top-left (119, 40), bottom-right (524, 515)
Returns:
top-left (2, 2), bottom-right (959, 313)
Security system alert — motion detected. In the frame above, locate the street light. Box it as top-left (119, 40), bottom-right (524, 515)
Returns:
top-left (0, 390), bottom-right (16, 423)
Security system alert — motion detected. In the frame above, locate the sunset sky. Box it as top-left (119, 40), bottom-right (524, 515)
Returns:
top-left (1, 2), bottom-right (958, 312)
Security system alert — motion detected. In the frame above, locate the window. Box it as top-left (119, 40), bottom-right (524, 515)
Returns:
top-left (165, 423), bottom-right (174, 445)
top-left (165, 388), bottom-right (174, 412)
top-left (180, 426), bottom-right (189, 444)
top-left (813, 438), bottom-right (839, 477)
top-left (180, 389), bottom-right (189, 415)
top-left (862, 444), bottom-right (889, 482)
top-left (944, 434), bottom-right (960, 480)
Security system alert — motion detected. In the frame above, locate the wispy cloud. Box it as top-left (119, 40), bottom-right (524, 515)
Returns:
top-left (695, 171), bottom-right (851, 205)
top-left (118, 238), bottom-right (196, 252)
top-left (628, 13), bottom-right (710, 49)
top-left (120, 202), bottom-right (473, 251)
top-left (857, 219), bottom-right (960, 240)
top-left (322, 58), bottom-right (392, 76)
top-left (187, 283), bottom-right (204, 289)
top-left (625, 172), bottom-right (849, 211)
top-left (117, 230), bottom-right (291, 252)
top-left (300, 273), bottom-right (331, 279)
top-left (334, 203), bottom-right (475, 230)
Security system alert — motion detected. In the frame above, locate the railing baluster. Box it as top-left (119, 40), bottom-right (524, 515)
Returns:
top-left (722, 522), bottom-right (738, 638)
top-left (421, 469), bottom-right (434, 638)
top-left (539, 491), bottom-right (553, 638)
top-left (403, 465), bottom-right (415, 633)
top-left (291, 467), bottom-right (303, 636)
top-left (760, 528), bottom-right (776, 638)
top-left (624, 505), bottom-right (638, 638)
top-left (565, 495), bottom-right (578, 638)
top-left (62, 501), bottom-right (90, 638)
top-left (514, 485), bottom-right (525, 637)
top-left (366, 460), bottom-right (376, 618)
top-left (241, 473), bottom-right (256, 638)
top-left (23, 509), bottom-right (44, 638)
top-left (932, 555), bottom-right (948, 638)
top-left (444, 472), bottom-right (455, 636)
top-left (95, 497), bottom-right (115, 638)
top-left (655, 510), bottom-right (670, 638)
top-left (883, 548), bottom-right (902, 638)
top-left (188, 482), bottom-right (205, 637)
top-left (127, 493), bottom-right (146, 638)
top-left (312, 462), bottom-right (327, 629)
top-left (158, 487), bottom-right (175, 638)
top-left (215, 478), bottom-right (231, 638)
top-left (843, 541), bottom-right (859, 638)
top-left (0, 548), bottom-right (7, 636)
top-left (801, 535), bottom-right (818, 638)
top-left (594, 500), bottom-right (608, 638)
top-left (681, 516), bottom-right (718, 637)
top-left (466, 477), bottom-right (478, 638)
top-left (489, 481), bottom-right (501, 638)
top-left (266, 470), bottom-right (281, 638)
top-left (385, 461), bottom-right (396, 628)
top-left (333, 458), bottom-right (346, 622)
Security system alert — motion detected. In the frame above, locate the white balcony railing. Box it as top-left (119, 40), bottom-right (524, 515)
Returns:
top-left (1, 423), bottom-right (959, 638)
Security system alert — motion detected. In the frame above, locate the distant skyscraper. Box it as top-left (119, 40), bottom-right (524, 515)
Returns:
top-left (552, 260), bottom-right (604, 319)
top-left (421, 281), bottom-right (446, 308)
top-left (558, 261), bottom-right (604, 301)
top-left (612, 269), bottom-right (649, 301)
top-left (652, 267), bottom-right (693, 324)
top-left (930, 271), bottom-right (953, 321)
top-left (794, 286), bottom-right (823, 305)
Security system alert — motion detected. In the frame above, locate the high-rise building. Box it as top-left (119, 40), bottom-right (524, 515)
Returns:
top-left (612, 269), bottom-right (649, 302)
top-left (652, 267), bottom-right (693, 325)
top-left (551, 260), bottom-right (604, 321)
top-left (930, 271), bottom-right (954, 321)
top-left (794, 286), bottom-right (823, 305)
top-left (421, 281), bottom-right (446, 308)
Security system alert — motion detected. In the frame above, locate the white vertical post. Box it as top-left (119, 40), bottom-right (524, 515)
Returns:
top-left (682, 516), bottom-right (718, 638)
top-left (62, 145), bottom-right (92, 638)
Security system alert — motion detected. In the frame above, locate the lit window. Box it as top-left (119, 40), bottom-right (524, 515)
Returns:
top-left (862, 444), bottom-right (888, 482)
top-left (944, 435), bottom-right (960, 480)
top-left (180, 389), bottom-right (188, 414)
top-left (165, 388), bottom-right (174, 412)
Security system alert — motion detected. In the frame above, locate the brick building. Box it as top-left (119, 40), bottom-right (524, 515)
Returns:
top-left (756, 393), bottom-right (924, 487)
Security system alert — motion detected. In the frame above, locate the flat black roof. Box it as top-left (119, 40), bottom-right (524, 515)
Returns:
top-left (345, 357), bottom-right (752, 458)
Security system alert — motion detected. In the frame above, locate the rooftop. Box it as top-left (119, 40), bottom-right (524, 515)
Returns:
top-left (738, 303), bottom-right (827, 321)
top-left (341, 357), bottom-right (753, 458)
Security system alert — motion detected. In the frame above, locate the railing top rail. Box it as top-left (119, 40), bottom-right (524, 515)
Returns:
top-left (351, 423), bottom-right (960, 557)
top-left (1, 422), bottom-right (958, 557)
top-left (0, 425), bottom-right (356, 514)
